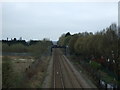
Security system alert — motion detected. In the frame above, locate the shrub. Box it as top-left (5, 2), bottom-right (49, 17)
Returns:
top-left (89, 61), bottom-right (101, 70)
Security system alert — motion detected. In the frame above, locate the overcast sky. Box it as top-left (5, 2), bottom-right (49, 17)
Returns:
top-left (2, 2), bottom-right (118, 41)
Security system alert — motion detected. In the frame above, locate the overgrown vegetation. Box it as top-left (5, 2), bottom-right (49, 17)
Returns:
top-left (58, 23), bottom-right (120, 86)
top-left (2, 57), bottom-right (23, 88)
top-left (2, 57), bottom-right (13, 88)
top-left (2, 43), bottom-right (28, 53)
top-left (28, 40), bottom-right (52, 59)
top-left (2, 39), bottom-right (52, 88)
top-left (2, 39), bottom-right (52, 58)
top-left (21, 56), bottom-right (50, 88)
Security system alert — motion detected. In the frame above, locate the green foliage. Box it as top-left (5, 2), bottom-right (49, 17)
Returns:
top-left (68, 34), bottom-right (78, 54)
top-left (28, 40), bottom-right (52, 58)
top-left (58, 34), bottom-right (66, 46)
top-left (2, 40), bottom-right (52, 58)
top-left (2, 40), bottom-right (52, 88)
top-left (65, 32), bottom-right (71, 37)
top-left (63, 36), bottom-right (72, 46)
top-left (58, 23), bottom-right (120, 84)
top-left (100, 70), bottom-right (118, 84)
top-left (2, 57), bottom-right (14, 88)
top-left (89, 61), bottom-right (101, 69)
top-left (58, 23), bottom-right (119, 60)
top-left (2, 43), bottom-right (28, 53)
top-left (58, 23), bottom-right (119, 74)
top-left (2, 43), bottom-right (10, 52)
top-left (2, 57), bottom-right (28, 88)
top-left (58, 33), bottom-right (71, 46)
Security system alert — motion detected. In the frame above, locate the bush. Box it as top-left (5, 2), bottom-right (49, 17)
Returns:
top-left (2, 40), bottom-right (52, 56)
top-left (89, 61), bottom-right (101, 70)
top-left (2, 57), bottom-right (14, 88)
top-left (28, 40), bottom-right (52, 59)
top-left (2, 43), bottom-right (28, 53)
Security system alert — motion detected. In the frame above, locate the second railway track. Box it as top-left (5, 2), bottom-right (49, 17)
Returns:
top-left (53, 48), bottom-right (83, 88)
top-left (53, 48), bottom-right (64, 88)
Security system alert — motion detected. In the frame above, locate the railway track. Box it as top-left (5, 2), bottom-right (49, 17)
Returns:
top-left (53, 49), bottom-right (64, 88)
top-left (61, 55), bottom-right (82, 88)
top-left (53, 48), bottom-right (83, 88)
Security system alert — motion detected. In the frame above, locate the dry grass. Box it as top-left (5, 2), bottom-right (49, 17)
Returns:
top-left (2, 55), bottom-right (50, 88)
top-left (21, 56), bottom-right (50, 88)
top-left (2, 56), bottom-right (34, 73)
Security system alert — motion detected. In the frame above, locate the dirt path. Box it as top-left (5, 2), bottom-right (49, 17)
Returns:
top-left (42, 53), bottom-right (53, 88)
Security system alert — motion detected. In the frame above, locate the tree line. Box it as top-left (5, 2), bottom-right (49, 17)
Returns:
top-left (58, 23), bottom-right (120, 81)
top-left (2, 38), bottom-right (53, 58)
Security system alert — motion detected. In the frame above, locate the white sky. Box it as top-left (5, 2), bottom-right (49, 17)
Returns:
top-left (1, 2), bottom-right (118, 41)
top-left (118, 2), bottom-right (120, 26)
top-left (0, 0), bottom-right (119, 2)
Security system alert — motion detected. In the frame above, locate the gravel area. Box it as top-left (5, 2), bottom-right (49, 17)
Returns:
top-left (42, 54), bottom-right (53, 88)
top-left (63, 55), bottom-right (97, 88)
